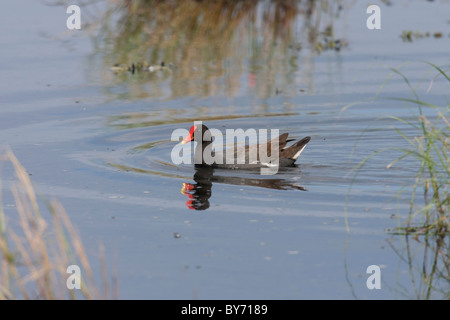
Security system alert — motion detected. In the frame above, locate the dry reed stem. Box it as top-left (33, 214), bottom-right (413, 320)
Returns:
top-left (0, 149), bottom-right (116, 299)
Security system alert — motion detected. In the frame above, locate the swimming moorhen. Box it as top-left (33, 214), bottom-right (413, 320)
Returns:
top-left (181, 124), bottom-right (310, 171)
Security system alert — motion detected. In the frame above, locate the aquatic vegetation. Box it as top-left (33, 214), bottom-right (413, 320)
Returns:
top-left (0, 150), bottom-right (116, 300)
top-left (343, 62), bottom-right (449, 300)
top-left (88, 0), bottom-right (348, 98)
top-left (401, 30), bottom-right (446, 42)
top-left (383, 63), bottom-right (448, 236)
top-left (386, 229), bottom-right (449, 299)
top-left (347, 62), bottom-right (449, 236)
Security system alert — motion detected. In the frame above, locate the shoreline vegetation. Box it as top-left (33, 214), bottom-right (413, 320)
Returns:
top-left (0, 150), bottom-right (116, 300)
top-left (348, 62), bottom-right (448, 236)
top-left (345, 62), bottom-right (449, 299)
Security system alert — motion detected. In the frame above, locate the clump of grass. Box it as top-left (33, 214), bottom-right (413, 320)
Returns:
top-left (343, 62), bottom-right (449, 299)
top-left (346, 62), bottom-right (449, 236)
top-left (384, 63), bottom-right (448, 235)
top-left (0, 150), bottom-right (116, 299)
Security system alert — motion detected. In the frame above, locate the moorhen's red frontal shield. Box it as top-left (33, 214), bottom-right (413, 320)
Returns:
top-left (181, 125), bottom-right (197, 144)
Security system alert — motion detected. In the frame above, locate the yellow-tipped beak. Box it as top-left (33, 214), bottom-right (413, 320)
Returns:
top-left (181, 140), bottom-right (187, 145)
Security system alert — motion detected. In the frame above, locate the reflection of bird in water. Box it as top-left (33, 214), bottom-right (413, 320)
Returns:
top-left (181, 166), bottom-right (213, 210)
top-left (181, 166), bottom-right (306, 211)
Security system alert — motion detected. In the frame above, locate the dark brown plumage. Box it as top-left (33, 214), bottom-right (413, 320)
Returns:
top-left (181, 124), bottom-right (310, 169)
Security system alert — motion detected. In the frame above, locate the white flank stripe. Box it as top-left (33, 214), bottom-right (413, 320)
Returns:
top-left (292, 145), bottom-right (306, 160)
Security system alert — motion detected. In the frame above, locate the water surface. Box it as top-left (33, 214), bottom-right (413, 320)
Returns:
top-left (0, 0), bottom-right (449, 299)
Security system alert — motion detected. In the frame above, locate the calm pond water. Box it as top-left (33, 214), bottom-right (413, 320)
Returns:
top-left (0, 0), bottom-right (448, 299)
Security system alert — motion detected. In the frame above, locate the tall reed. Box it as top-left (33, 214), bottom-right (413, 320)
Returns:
top-left (0, 150), bottom-right (117, 299)
top-left (346, 62), bottom-right (449, 235)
